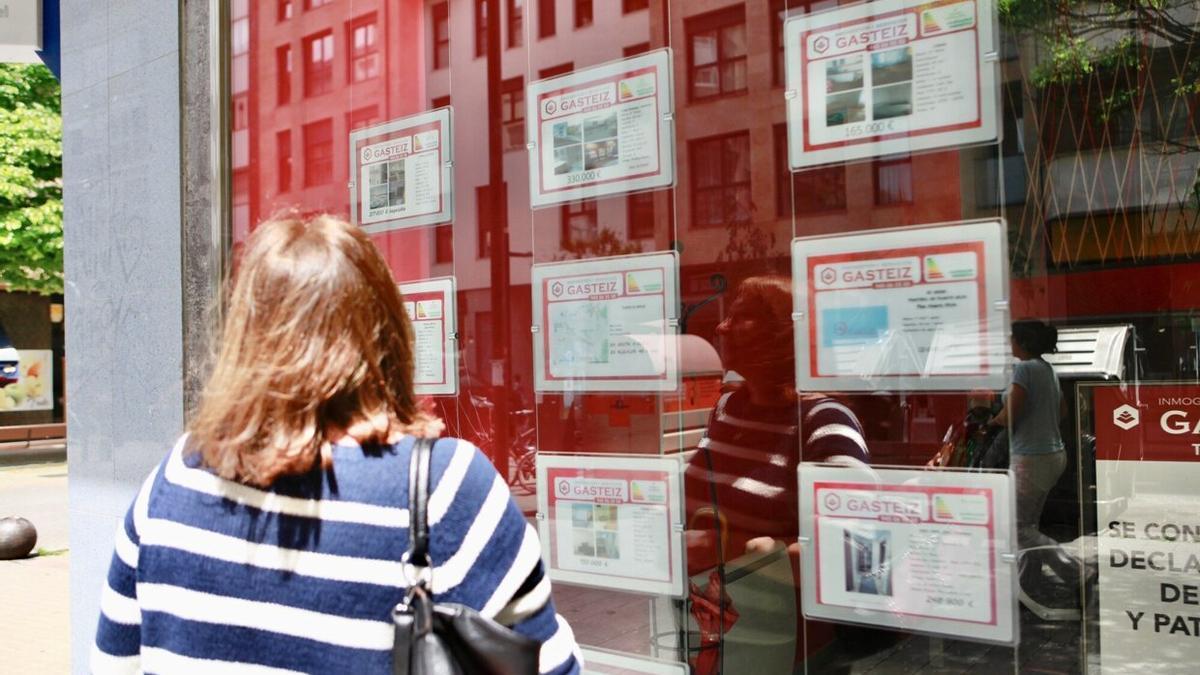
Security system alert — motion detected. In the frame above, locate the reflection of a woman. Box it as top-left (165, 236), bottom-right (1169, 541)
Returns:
top-left (989, 320), bottom-right (1086, 600)
top-left (685, 275), bottom-right (870, 671)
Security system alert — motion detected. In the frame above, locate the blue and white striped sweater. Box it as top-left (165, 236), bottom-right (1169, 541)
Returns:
top-left (92, 435), bottom-right (582, 674)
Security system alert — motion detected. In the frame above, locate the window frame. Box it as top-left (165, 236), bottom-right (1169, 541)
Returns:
top-left (276, 129), bottom-right (292, 194)
top-left (277, 0), bottom-right (293, 22)
top-left (500, 76), bottom-right (525, 152)
top-left (302, 30), bottom-right (335, 98)
top-left (432, 3), bottom-right (450, 70)
top-left (627, 191), bottom-right (655, 239)
top-left (538, 0), bottom-right (556, 39)
top-left (475, 0), bottom-right (488, 59)
top-left (275, 44), bottom-right (292, 105)
top-left (686, 6), bottom-right (749, 103)
top-left (346, 13), bottom-right (380, 84)
top-left (561, 199), bottom-right (599, 247)
top-left (622, 0), bottom-right (649, 13)
top-left (689, 130), bottom-right (752, 229)
top-left (873, 155), bottom-right (915, 206)
top-left (302, 118), bottom-right (335, 187)
top-left (574, 0), bottom-right (593, 29)
top-left (507, 0), bottom-right (523, 48)
top-left (774, 123), bottom-right (846, 215)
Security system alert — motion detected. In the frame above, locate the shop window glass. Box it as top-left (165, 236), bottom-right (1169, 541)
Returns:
top-left (622, 0), bottom-right (648, 13)
top-left (501, 76), bottom-right (524, 152)
top-left (347, 15), bottom-right (380, 84)
top-left (574, 0), bottom-right (592, 28)
top-left (874, 156), bottom-right (913, 205)
top-left (691, 131), bottom-right (751, 228)
top-left (507, 0), bottom-right (523, 48)
top-left (277, 0), bottom-right (292, 22)
top-left (627, 191), bottom-right (654, 239)
top-left (561, 200), bottom-right (598, 247)
top-left (475, 0), bottom-right (487, 58)
top-left (303, 31), bottom-right (334, 97)
top-left (432, 3), bottom-right (450, 70)
top-left (774, 124), bottom-right (845, 214)
top-left (276, 45), bottom-right (292, 105)
top-left (537, 0), bottom-right (555, 38)
top-left (687, 6), bottom-right (747, 101)
top-left (302, 119), bottom-right (333, 187)
top-left (276, 130), bottom-right (292, 194)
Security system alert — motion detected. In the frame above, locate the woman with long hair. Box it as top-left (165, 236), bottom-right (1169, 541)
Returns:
top-left (91, 215), bottom-right (580, 673)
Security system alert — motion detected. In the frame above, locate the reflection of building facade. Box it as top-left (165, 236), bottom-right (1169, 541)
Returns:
top-left (64, 0), bottom-right (1200, 672)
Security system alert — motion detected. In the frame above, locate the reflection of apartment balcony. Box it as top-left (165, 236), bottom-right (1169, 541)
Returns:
top-left (1043, 145), bottom-right (1200, 220)
top-left (974, 154), bottom-right (1027, 208)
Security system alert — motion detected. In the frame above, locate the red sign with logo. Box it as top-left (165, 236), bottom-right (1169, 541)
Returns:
top-left (1094, 384), bottom-right (1200, 462)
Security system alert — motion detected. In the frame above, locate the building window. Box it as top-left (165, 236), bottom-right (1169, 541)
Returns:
top-left (507, 0), bottom-right (523, 48)
top-left (303, 119), bottom-right (334, 186)
top-left (276, 45), bottom-right (292, 104)
top-left (690, 131), bottom-right (751, 228)
top-left (431, 94), bottom-right (451, 109)
top-left (277, 0), bottom-right (293, 21)
top-left (575, 0), bottom-right (592, 28)
top-left (623, 0), bottom-right (648, 13)
top-left (277, 130), bottom-right (292, 193)
top-left (232, 94), bottom-right (249, 130)
top-left (477, 186), bottom-right (492, 257)
top-left (432, 3), bottom-right (450, 70)
top-left (539, 62), bottom-right (573, 79)
top-left (304, 0), bottom-right (332, 9)
top-left (874, 156), bottom-right (913, 205)
top-left (562, 200), bottom-right (598, 246)
top-left (624, 42), bottom-right (650, 58)
top-left (348, 15), bottom-right (380, 83)
top-left (774, 124), bottom-right (845, 214)
top-left (475, 0), bottom-right (488, 58)
top-left (501, 76), bottom-right (524, 152)
top-left (627, 191), bottom-right (655, 239)
top-left (538, 0), bottom-right (555, 38)
top-left (303, 31), bottom-right (335, 97)
top-left (435, 225), bottom-right (453, 263)
top-left (348, 105), bottom-right (380, 131)
top-left (687, 6), bottom-right (747, 101)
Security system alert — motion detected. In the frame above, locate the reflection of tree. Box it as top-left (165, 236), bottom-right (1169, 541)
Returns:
top-left (555, 227), bottom-right (643, 260)
top-left (717, 219), bottom-right (777, 264)
top-left (1001, 1), bottom-right (1200, 273)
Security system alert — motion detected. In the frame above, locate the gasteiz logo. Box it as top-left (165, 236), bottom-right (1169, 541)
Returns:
top-left (557, 479), bottom-right (571, 496)
top-left (361, 147), bottom-right (372, 162)
top-left (544, 100), bottom-right (558, 115)
top-left (813, 35), bottom-right (830, 54)
top-left (823, 493), bottom-right (841, 511)
top-left (820, 267), bottom-right (837, 285)
top-left (551, 281), bottom-right (565, 298)
top-left (1113, 404), bottom-right (1140, 430)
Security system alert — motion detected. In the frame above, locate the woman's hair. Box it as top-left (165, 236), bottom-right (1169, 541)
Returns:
top-left (729, 275), bottom-right (796, 398)
top-left (1012, 319), bottom-right (1058, 358)
top-left (188, 214), bottom-right (427, 487)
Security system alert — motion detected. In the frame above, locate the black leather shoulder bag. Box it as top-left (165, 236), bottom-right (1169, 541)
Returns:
top-left (392, 437), bottom-right (541, 675)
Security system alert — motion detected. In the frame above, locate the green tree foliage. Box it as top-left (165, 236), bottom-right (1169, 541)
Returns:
top-left (0, 63), bottom-right (62, 295)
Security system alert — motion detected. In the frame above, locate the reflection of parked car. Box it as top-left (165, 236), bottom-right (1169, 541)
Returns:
top-left (0, 324), bottom-right (17, 387)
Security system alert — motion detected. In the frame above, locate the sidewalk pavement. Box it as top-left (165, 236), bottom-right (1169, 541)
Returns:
top-left (0, 460), bottom-right (70, 674)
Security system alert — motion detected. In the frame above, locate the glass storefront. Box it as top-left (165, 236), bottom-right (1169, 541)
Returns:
top-left (223, 0), bottom-right (1200, 672)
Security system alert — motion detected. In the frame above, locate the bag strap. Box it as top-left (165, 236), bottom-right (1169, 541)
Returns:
top-left (407, 437), bottom-right (435, 572)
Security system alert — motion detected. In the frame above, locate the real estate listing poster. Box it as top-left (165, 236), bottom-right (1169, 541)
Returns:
top-left (527, 49), bottom-right (675, 207)
top-left (784, 0), bottom-right (999, 168)
top-left (399, 277), bottom-right (458, 397)
top-left (800, 464), bottom-right (1016, 644)
top-left (792, 219), bottom-right (1007, 392)
top-left (349, 107), bottom-right (453, 232)
top-left (1090, 383), bottom-right (1200, 674)
top-left (532, 252), bottom-right (680, 393)
top-left (537, 454), bottom-right (685, 597)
